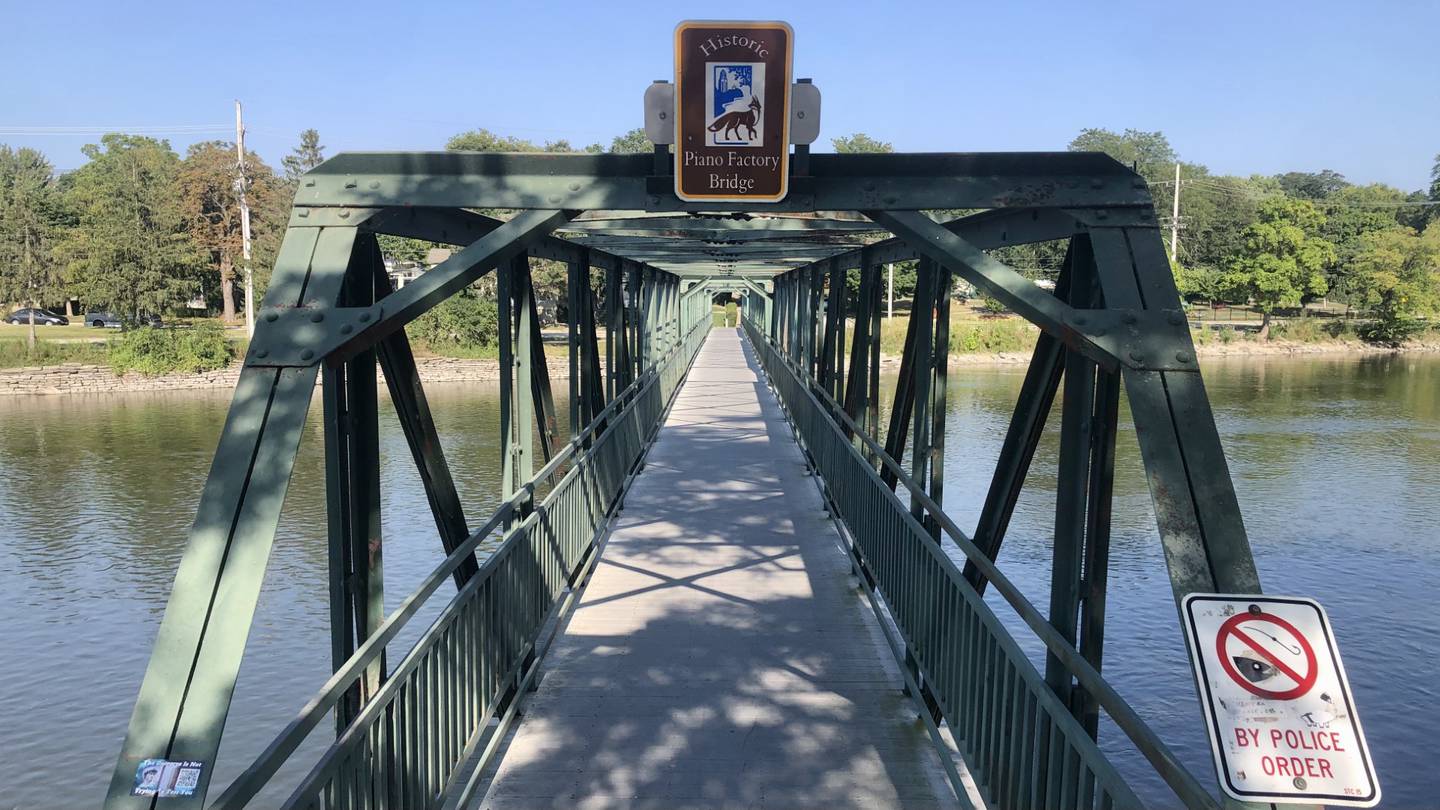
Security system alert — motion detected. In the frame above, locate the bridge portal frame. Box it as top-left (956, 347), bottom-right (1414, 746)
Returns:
top-left (106, 150), bottom-right (1281, 810)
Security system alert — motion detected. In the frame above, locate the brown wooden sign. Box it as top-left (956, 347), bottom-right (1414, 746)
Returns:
top-left (674, 20), bottom-right (793, 203)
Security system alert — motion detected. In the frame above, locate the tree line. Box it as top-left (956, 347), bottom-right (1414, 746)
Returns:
top-left (2, 125), bottom-right (1437, 351)
top-left (838, 129), bottom-right (1440, 340)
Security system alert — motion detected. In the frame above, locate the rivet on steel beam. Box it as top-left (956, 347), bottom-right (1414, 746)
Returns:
top-left (254, 348), bottom-right (269, 359)
top-left (310, 311), bottom-right (325, 323)
top-left (1176, 351), bottom-right (1193, 364)
top-left (1096, 210), bottom-right (1109, 220)
top-left (339, 211), bottom-right (351, 219)
top-left (1129, 350), bottom-right (1145, 363)
top-left (297, 209), bottom-right (310, 218)
top-left (344, 177), bottom-right (357, 189)
top-left (265, 311), bottom-right (278, 323)
top-left (368, 181), bottom-right (380, 189)
top-left (568, 182), bottom-right (581, 191)
top-left (340, 324), bottom-right (353, 334)
top-left (548, 195), bottom-right (562, 204)
top-left (358, 311), bottom-right (372, 323)
top-left (301, 349), bottom-right (314, 361)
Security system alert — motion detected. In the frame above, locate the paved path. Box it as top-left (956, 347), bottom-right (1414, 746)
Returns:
top-left (478, 328), bottom-right (956, 810)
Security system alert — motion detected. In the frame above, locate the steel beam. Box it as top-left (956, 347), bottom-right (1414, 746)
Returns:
top-left (105, 226), bottom-right (359, 809)
top-left (295, 151), bottom-right (1153, 212)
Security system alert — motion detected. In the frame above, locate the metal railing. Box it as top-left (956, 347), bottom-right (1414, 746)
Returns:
top-left (743, 315), bottom-right (1217, 810)
top-left (213, 316), bottom-right (710, 810)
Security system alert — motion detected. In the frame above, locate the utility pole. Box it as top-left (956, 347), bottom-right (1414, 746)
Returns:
top-left (1170, 161), bottom-right (1180, 262)
top-left (887, 263), bottom-right (894, 320)
top-left (235, 100), bottom-right (255, 338)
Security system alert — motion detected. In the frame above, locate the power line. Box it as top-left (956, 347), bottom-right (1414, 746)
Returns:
top-left (0, 124), bottom-right (231, 134)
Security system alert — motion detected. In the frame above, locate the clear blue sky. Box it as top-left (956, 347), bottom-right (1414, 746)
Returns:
top-left (3, 0), bottom-right (1436, 189)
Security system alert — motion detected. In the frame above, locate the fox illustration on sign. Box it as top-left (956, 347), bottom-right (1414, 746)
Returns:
top-left (709, 95), bottom-right (761, 142)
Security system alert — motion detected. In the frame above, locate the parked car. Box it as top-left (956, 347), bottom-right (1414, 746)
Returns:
top-left (4, 307), bottom-right (68, 326)
top-left (85, 311), bottom-right (162, 328)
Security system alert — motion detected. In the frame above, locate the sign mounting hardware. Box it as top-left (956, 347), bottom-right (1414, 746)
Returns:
top-left (1182, 593), bottom-right (1380, 807)
top-left (674, 20), bottom-right (793, 203)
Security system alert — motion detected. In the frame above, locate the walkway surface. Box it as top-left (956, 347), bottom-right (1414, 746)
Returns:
top-left (478, 328), bottom-right (956, 810)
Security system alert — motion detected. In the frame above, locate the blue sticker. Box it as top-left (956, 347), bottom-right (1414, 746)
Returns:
top-left (132, 759), bottom-right (203, 798)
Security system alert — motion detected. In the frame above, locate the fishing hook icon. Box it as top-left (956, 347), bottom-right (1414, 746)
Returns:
top-left (1242, 623), bottom-right (1302, 656)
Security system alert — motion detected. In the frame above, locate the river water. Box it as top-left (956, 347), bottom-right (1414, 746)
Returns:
top-left (1, 351), bottom-right (1437, 808)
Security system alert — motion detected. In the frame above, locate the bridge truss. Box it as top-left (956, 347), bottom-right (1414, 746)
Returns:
top-left (107, 151), bottom-right (1275, 810)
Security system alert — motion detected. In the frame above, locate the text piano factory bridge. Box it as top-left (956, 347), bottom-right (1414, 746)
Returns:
top-left (104, 43), bottom-right (1349, 810)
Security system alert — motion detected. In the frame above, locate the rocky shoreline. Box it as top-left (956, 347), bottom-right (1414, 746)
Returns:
top-left (0, 356), bottom-right (554, 397)
top-left (4, 340), bottom-right (1437, 396)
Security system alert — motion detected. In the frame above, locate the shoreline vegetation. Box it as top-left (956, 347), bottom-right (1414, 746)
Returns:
top-left (4, 126), bottom-right (1437, 383)
top-left (3, 313), bottom-right (1437, 396)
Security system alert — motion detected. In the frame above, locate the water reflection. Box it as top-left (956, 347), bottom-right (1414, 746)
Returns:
top-left (1, 355), bottom-right (1436, 807)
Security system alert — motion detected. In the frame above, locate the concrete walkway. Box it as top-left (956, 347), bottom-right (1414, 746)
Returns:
top-left (478, 328), bottom-right (956, 810)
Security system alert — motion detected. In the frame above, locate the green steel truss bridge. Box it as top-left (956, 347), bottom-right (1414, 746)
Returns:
top-left (106, 151), bottom-right (1285, 810)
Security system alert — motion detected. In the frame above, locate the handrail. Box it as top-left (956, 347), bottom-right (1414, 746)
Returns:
top-left (212, 318), bottom-right (711, 808)
top-left (743, 315), bottom-right (1218, 810)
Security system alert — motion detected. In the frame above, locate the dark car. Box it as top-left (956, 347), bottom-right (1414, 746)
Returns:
top-left (85, 311), bottom-right (162, 328)
top-left (5, 307), bottom-right (68, 326)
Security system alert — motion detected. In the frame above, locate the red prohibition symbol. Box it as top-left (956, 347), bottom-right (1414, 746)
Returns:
top-left (1216, 611), bottom-right (1318, 700)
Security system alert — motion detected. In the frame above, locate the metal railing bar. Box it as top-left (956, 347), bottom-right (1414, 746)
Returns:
top-left (215, 320), bottom-right (708, 808)
top-left (744, 320), bottom-right (1214, 810)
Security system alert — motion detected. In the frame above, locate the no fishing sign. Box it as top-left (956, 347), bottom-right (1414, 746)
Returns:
top-left (1182, 594), bottom-right (1379, 806)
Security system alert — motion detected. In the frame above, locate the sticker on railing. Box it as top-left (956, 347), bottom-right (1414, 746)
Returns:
top-left (131, 758), bottom-right (204, 798)
top-left (1182, 594), bottom-right (1378, 807)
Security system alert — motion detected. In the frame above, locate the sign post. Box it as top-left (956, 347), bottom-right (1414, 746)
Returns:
top-left (1182, 594), bottom-right (1379, 807)
top-left (674, 20), bottom-right (793, 203)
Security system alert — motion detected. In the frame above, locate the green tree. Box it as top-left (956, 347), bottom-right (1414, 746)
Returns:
top-left (446, 129), bottom-right (542, 152)
top-left (0, 146), bottom-right (65, 348)
top-left (1348, 224), bottom-right (1440, 344)
top-left (1220, 197), bottom-right (1336, 335)
top-left (1176, 174), bottom-right (1266, 274)
top-left (1319, 184), bottom-right (1407, 307)
top-left (176, 141), bottom-right (286, 321)
top-left (608, 128), bottom-right (653, 154)
top-left (57, 134), bottom-right (203, 321)
top-left (1274, 169), bottom-right (1349, 200)
top-left (1067, 128), bottom-right (1177, 179)
top-left (282, 129), bottom-right (325, 182)
top-left (831, 133), bottom-right (893, 153)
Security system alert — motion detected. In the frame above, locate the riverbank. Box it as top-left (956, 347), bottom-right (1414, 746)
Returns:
top-left (4, 335), bottom-right (1438, 395)
top-left (0, 356), bottom-right (580, 396)
top-left (873, 336), bottom-right (1440, 367)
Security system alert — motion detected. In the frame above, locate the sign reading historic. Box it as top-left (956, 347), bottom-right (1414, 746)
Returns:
top-left (674, 20), bottom-right (792, 202)
top-left (1182, 594), bottom-right (1379, 807)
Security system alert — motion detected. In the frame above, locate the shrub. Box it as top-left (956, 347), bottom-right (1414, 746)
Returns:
top-left (0, 339), bottom-right (110, 368)
top-left (411, 294), bottom-right (499, 351)
top-left (1358, 316), bottom-right (1426, 347)
top-left (979, 296), bottom-right (1007, 315)
top-left (725, 302), bottom-right (738, 327)
top-left (108, 322), bottom-right (234, 376)
top-left (949, 320), bottom-right (1035, 354)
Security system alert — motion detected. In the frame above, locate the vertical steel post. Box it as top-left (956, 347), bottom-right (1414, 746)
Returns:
top-left (568, 254), bottom-right (582, 436)
top-left (907, 257), bottom-right (936, 526)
